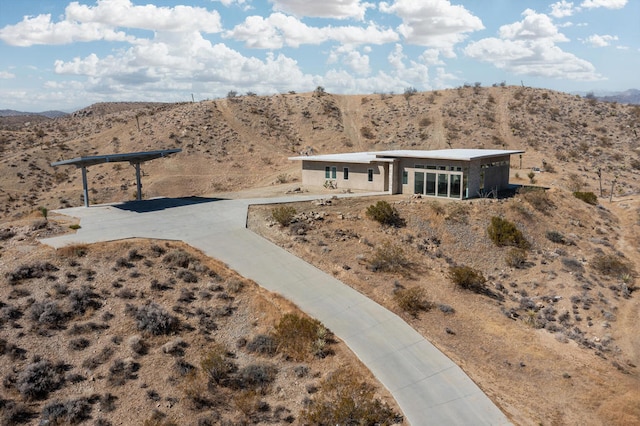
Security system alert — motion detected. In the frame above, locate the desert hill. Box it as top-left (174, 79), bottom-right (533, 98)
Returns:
top-left (0, 87), bottom-right (639, 425)
top-left (1, 86), bottom-right (639, 219)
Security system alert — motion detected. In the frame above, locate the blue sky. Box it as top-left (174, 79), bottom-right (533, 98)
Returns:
top-left (0, 0), bottom-right (637, 112)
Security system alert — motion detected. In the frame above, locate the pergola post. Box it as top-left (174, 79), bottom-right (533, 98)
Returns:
top-left (81, 166), bottom-right (89, 207)
top-left (134, 162), bottom-right (142, 201)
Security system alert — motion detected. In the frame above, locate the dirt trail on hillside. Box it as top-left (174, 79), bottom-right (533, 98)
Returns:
top-left (334, 96), bottom-right (364, 151)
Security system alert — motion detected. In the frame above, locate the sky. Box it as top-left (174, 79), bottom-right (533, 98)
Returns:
top-left (0, 0), bottom-right (638, 112)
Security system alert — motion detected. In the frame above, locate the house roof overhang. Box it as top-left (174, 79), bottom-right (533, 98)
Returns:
top-left (289, 149), bottom-right (524, 164)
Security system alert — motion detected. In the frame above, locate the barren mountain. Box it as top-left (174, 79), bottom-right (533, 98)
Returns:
top-left (0, 86), bottom-right (638, 425)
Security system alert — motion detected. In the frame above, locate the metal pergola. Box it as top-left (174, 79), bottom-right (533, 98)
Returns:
top-left (51, 149), bottom-right (181, 207)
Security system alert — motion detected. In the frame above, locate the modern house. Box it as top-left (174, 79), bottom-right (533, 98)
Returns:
top-left (289, 149), bottom-right (524, 199)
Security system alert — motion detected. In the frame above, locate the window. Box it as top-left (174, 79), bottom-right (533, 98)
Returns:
top-left (343, 167), bottom-right (349, 180)
top-left (331, 166), bottom-right (337, 179)
top-left (402, 171), bottom-right (408, 185)
top-left (414, 172), bottom-right (425, 194)
top-left (367, 168), bottom-right (374, 182)
top-left (426, 173), bottom-right (436, 196)
top-left (415, 164), bottom-right (425, 169)
top-left (325, 166), bottom-right (330, 179)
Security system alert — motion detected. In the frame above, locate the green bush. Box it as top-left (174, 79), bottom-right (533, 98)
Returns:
top-left (366, 201), bottom-right (405, 227)
top-left (393, 286), bottom-right (433, 317)
top-left (271, 205), bottom-right (296, 227)
top-left (487, 216), bottom-right (530, 249)
top-left (573, 191), bottom-right (598, 205)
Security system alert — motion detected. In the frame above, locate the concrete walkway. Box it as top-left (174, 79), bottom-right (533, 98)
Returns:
top-left (42, 195), bottom-right (511, 426)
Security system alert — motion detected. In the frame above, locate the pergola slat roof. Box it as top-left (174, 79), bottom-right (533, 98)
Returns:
top-left (51, 149), bottom-right (181, 168)
top-left (51, 149), bottom-right (181, 207)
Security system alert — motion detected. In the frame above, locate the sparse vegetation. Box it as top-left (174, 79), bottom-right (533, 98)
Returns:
top-left (366, 200), bottom-right (405, 227)
top-left (271, 205), bottom-right (296, 227)
top-left (126, 302), bottom-right (178, 335)
top-left (487, 216), bottom-right (530, 249)
top-left (393, 286), bottom-right (433, 317)
top-left (369, 241), bottom-right (410, 273)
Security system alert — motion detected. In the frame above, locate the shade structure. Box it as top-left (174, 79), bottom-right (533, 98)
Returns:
top-left (51, 149), bottom-right (181, 207)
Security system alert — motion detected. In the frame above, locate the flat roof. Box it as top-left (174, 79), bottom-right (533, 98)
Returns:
top-left (289, 149), bottom-right (524, 164)
top-left (51, 149), bottom-right (181, 168)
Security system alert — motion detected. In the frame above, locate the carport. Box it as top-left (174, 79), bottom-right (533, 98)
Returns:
top-left (50, 149), bottom-right (181, 207)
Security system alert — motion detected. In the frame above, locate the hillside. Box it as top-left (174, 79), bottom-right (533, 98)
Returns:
top-left (1, 86), bottom-right (639, 220)
top-left (0, 87), bottom-right (639, 425)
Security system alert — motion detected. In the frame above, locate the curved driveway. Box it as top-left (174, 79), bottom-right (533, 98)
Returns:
top-left (42, 195), bottom-right (511, 426)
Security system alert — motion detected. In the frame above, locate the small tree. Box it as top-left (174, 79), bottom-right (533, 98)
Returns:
top-left (573, 191), bottom-right (598, 205)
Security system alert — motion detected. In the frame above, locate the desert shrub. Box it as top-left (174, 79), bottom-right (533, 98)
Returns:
top-left (448, 265), bottom-right (502, 300)
top-left (591, 254), bottom-right (633, 278)
top-left (82, 346), bottom-right (115, 369)
top-left (0, 229), bottom-right (16, 241)
top-left (274, 313), bottom-right (329, 361)
top-left (0, 399), bottom-right (34, 424)
top-left (366, 201), bottom-right (405, 227)
top-left (162, 338), bottom-right (188, 356)
top-left (546, 230), bottom-right (566, 244)
top-left (107, 358), bottom-right (139, 386)
top-left (234, 364), bottom-right (278, 391)
top-left (0, 339), bottom-right (27, 361)
top-left (369, 241), bottom-right (410, 273)
top-left (573, 191), bottom-right (598, 205)
top-left (68, 321), bottom-right (108, 335)
top-left (487, 216), bottom-right (530, 249)
top-left (6, 262), bottom-right (58, 283)
top-left (57, 244), bottom-right (88, 257)
top-left (128, 335), bottom-right (147, 355)
top-left (143, 410), bottom-right (179, 426)
top-left (271, 206), bottom-right (296, 227)
top-left (174, 359), bottom-right (195, 376)
top-left (40, 397), bottom-right (92, 425)
top-left (520, 188), bottom-right (554, 213)
top-left (561, 257), bottom-right (583, 272)
top-left (162, 249), bottom-right (194, 269)
top-left (448, 265), bottom-right (486, 292)
top-left (226, 278), bottom-right (244, 293)
top-left (246, 334), bottom-right (277, 356)
top-left (393, 286), bottom-right (433, 317)
top-left (126, 303), bottom-right (178, 335)
top-left (15, 359), bottom-right (65, 400)
top-left (29, 301), bottom-right (66, 328)
top-left (176, 269), bottom-right (198, 283)
top-left (68, 285), bottom-right (102, 315)
top-left (69, 338), bottom-right (91, 351)
top-left (99, 393), bottom-right (118, 412)
top-left (300, 368), bottom-right (400, 425)
top-left (200, 343), bottom-right (238, 387)
top-left (505, 248), bottom-right (528, 269)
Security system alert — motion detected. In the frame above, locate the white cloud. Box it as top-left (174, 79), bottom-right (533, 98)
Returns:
top-left (499, 9), bottom-right (568, 42)
top-left (0, 71), bottom-right (16, 79)
top-left (270, 0), bottom-right (373, 20)
top-left (379, 0), bottom-right (483, 52)
top-left (226, 13), bottom-right (398, 49)
top-left (583, 34), bottom-right (618, 47)
top-left (465, 10), bottom-right (602, 81)
top-left (0, 0), bottom-right (222, 47)
top-left (550, 1), bottom-right (577, 18)
top-left (581, 0), bottom-right (627, 9)
top-left (327, 45), bottom-right (370, 76)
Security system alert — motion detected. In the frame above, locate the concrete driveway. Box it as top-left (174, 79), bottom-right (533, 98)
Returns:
top-left (42, 195), bottom-right (511, 426)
